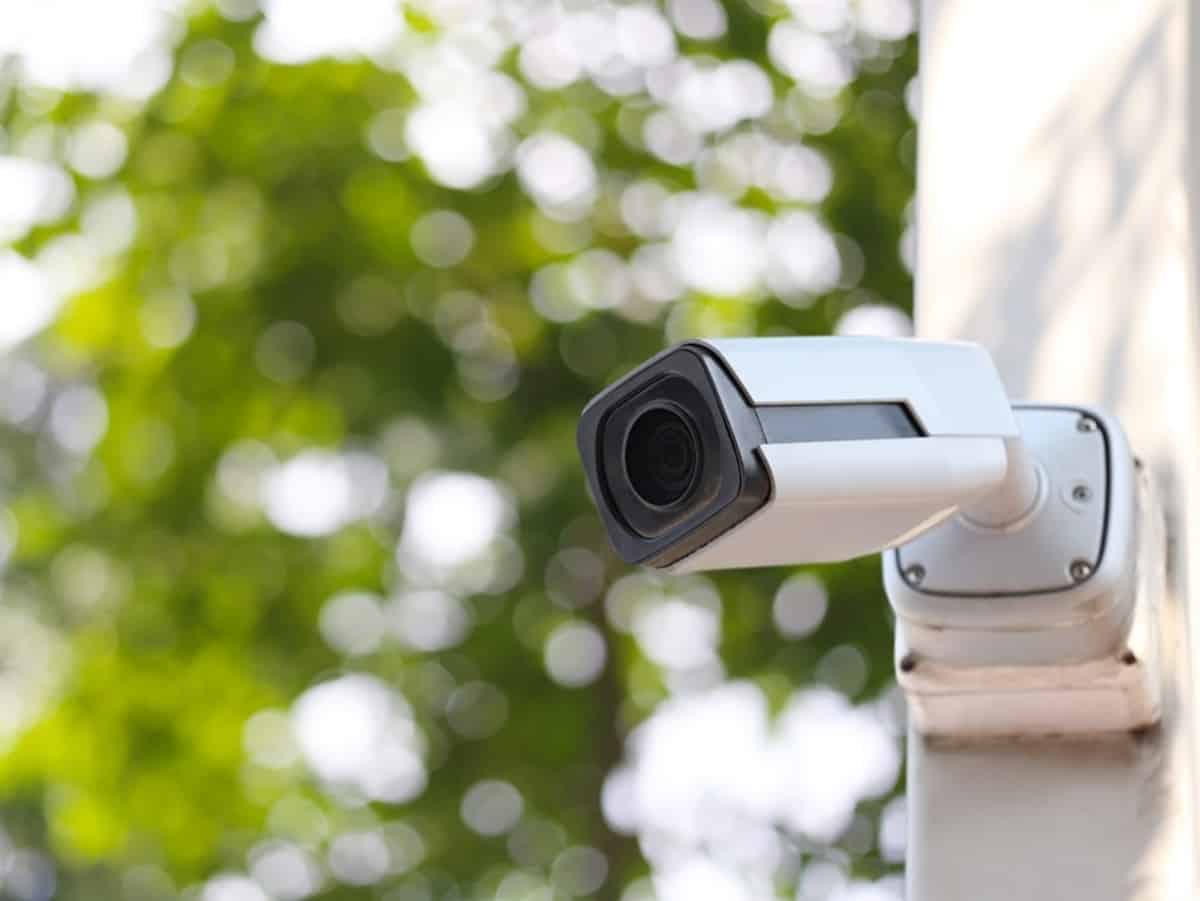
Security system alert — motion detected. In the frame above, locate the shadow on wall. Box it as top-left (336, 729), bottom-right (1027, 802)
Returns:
top-left (919, 9), bottom-right (1182, 431)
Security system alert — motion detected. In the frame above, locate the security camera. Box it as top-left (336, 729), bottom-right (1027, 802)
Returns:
top-left (578, 336), bottom-right (1159, 737)
top-left (577, 337), bottom-right (1031, 571)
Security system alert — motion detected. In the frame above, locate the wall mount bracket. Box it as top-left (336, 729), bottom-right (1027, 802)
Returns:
top-left (885, 405), bottom-right (1162, 738)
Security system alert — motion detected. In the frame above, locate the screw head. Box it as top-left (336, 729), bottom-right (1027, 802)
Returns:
top-left (1069, 559), bottom-right (1093, 582)
top-left (903, 563), bottom-right (926, 586)
top-left (1072, 484), bottom-right (1092, 503)
top-left (1076, 416), bottom-right (1097, 433)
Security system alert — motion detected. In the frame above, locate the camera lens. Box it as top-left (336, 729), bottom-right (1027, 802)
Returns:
top-left (624, 405), bottom-right (701, 508)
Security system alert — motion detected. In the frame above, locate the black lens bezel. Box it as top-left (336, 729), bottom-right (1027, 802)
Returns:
top-left (577, 344), bottom-right (771, 565)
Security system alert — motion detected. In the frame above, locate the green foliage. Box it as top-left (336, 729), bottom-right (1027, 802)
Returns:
top-left (0, 1), bottom-right (916, 898)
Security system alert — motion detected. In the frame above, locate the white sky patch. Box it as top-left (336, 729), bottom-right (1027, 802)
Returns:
top-left (668, 0), bottom-right (727, 40)
top-left (768, 23), bottom-right (855, 98)
top-left (626, 683), bottom-right (778, 846)
top-left (249, 840), bottom-right (324, 901)
top-left (670, 194), bottom-right (767, 297)
top-left (644, 110), bottom-right (702, 166)
top-left (0, 251), bottom-right (61, 351)
top-left (835, 304), bottom-right (913, 338)
top-left (203, 874), bottom-right (269, 901)
top-left (615, 6), bottom-right (677, 68)
top-left (766, 211), bottom-right (841, 300)
top-left (651, 59), bottom-right (773, 134)
top-left (785, 0), bottom-right (852, 33)
top-left (633, 597), bottom-right (719, 671)
top-left (519, 26), bottom-right (584, 90)
top-left (406, 102), bottom-right (502, 190)
top-left (516, 133), bottom-right (597, 219)
top-left (291, 674), bottom-right (428, 804)
top-left (630, 243), bottom-right (683, 303)
top-left (771, 688), bottom-right (901, 842)
top-left (654, 855), bottom-right (763, 901)
top-left (829, 880), bottom-right (905, 901)
top-left (507, 4), bottom-right (661, 96)
top-left (562, 10), bottom-right (615, 74)
top-left (601, 767), bottom-right (638, 833)
top-left (856, 0), bottom-right (916, 41)
top-left (878, 796), bottom-right (907, 863)
top-left (0, 0), bottom-right (181, 99)
top-left (0, 158), bottom-right (74, 243)
top-left (398, 45), bottom-right (525, 188)
top-left (398, 471), bottom-right (513, 571)
top-left (621, 179), bottom-right (671, 238)
top-left (799, 861), bottom-right (848, 900)
top-left (615, 682), bottom-right (901, 857)
top-left (566, 249), bottom-right (630, 311)
top-left (770, 144), bottom-right (834, 204)
top-left (261, 450), bottom-right (388, 538)
top-left (254, 0), bottom-right (405, 64)
top-left (403, 42), bottom-right (522, 112)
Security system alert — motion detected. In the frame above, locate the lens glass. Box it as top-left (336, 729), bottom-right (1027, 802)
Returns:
top-left (624, 406), bottom-right (701, 507)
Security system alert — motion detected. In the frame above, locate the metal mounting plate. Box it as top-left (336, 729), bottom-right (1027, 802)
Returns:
top-left (896, 406), bottom-right (1107, 595)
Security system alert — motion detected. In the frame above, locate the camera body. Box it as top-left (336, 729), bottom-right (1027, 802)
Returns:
top-left (577, 337), bottom-right (1020, 571)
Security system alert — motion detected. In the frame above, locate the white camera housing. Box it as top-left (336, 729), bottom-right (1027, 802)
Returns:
top-left (578, 336), bottom-right (1023, 571)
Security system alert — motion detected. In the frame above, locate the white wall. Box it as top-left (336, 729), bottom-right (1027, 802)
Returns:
top-left (911, 1), bottom-right (1199, 897)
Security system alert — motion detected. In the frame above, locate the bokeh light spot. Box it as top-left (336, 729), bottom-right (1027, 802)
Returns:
top-left (772, 573), bottom-right (829, 638)
top-left (544, 621), bottom-right (607, 688)
top-left (319, 591), bottom-right (387, 657)
top-left (292, 674), bottom-right (428, 804)
top-left (461, 780), bottom-right (524, 837)
top-left (410, 210), bottom-right (475, 268)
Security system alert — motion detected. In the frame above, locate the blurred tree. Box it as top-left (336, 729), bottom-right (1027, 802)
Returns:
top-left (0, 0), bottom-right (916, 898)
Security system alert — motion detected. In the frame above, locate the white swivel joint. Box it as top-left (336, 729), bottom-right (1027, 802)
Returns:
top-left (578, 337), bottom-right (1161, 738)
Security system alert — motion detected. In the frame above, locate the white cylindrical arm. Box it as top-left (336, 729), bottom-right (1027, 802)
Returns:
top-left (960, 437), bottom-right (1042, 529)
